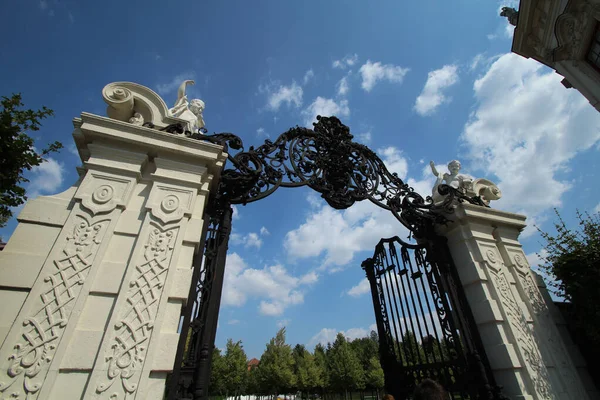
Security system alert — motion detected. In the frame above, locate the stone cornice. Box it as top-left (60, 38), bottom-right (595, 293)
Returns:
top-left (73, 113), bottom-right (227, 180)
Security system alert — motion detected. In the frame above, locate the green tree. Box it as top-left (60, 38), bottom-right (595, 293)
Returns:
top-left (0, 94), bottom-right (62, 227)
top-left (364, 355), bottom-right (384, 396)
top-left (210, 346), bottom-right (227, 396)
top-left (538, 210), bottom-right (600, 356)
top-left (313, 344), bottom-right (329, 395)
top-left (349, 331), bottom-right (379, 371)
top-left (293, 345), bottom-right (321, 398)
top-left (258, 328), bottom-right (296, 396)
top-left (399, 331), bottom-right (425, 366)
top-left (246, 364), bottom-right (261, 396)
top-left (222, 339), bottom-right (248, 398)
top-left (327, 333), bottom-right (365, 397)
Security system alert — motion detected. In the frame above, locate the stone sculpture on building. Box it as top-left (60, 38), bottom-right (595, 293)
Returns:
top-left (500, 6), bottom-right (519, 26)
top-left (429, 159), bottom-right (502, 205)
top-left (101, 80), bottom-right (207, 135)
top-left (168, 80), bottom-right (206, 133)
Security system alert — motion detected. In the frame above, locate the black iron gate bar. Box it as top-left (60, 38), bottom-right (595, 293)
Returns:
top-left (364, 236), bottom-right (506, 400)
top-left (156, 116), bottom-right (495, 400)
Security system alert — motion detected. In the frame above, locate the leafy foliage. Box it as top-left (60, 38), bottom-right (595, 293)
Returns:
top-left (327, 333), bottom-right (365, 392)
top-left (210, 347), bottom-right (228, 395)
top-left (211, 330), bottom-right (385, 397)
top-left (222, 339), bottom-right (249, 396)
top-left (0, 93), bottom-right (62, 227)
top-left (538, 210), bottom-right (600, 351)
top-left (365, 356), bottom-right (384, 390)
top-left (293, 344), bottom-right (321, 395)
top-left (257, 328), bottom-right (296, 395)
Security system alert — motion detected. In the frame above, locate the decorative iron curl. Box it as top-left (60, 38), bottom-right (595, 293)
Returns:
top-left (195, 116), bottom-right (485, 238)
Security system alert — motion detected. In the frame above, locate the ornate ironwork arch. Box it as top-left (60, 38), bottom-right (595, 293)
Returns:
top-left (198, 115), bottom-right (481, 238)
top-left (166, 116), bottom-right (487, 400)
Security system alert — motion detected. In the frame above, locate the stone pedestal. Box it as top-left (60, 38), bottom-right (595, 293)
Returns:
top-left (0, 84), bottom-right (226, 400)
top-left (437, 203), bottom-right (595, 400)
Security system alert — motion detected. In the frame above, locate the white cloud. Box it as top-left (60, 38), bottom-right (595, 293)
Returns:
top-left (302, 97), bottom-right (350, 127)
top-left (378, 146), bottom-right (409, 180)
top-left (231, 231), bottom-right (262, 249)
top-left (67, 143), bottom-right (79, 159)
top-left (27, 158), bottom-right (65, 199)
top-left (222, 253), bottom-right (315, 316)
top-left (284, 194), bottom-right (408, 271)
top-left (356, 131), bottom-right (372, 144)
top-left (347, 278), bottom-right (370, 297)
top-left (245, 232), bottom-right (262, 249)
top-left (68, 12), bottom-right (74, 23)
top-left (333, 54), bottom-right (358, 69)
top-left (299, 271), bottom-right (319, 285)
top-left (228, 319), bottom-right (240, 325)
top-left (594, 203), bottom-right (600, 213)
top-left (470, 54), bottom-right (485, 71)
top-left (359, 60), bottom-right (409, 92)
top-left (257, 127), bottom-right (269, 138)
top-left (303, 69), bottom-right (314, 85)
top-left (309, 326), bottom-right (372, 346)
top-left (526, 248), bottom-right (548, 270)
top-left (505, 23), bottom-right (515, 39)
top-left (39, 0), bottom-right (48, 9)
top-left (156, 72), bottom-right (197, 95)
top-left (414, 64), bottom-right (459, 116)
top-left (337, 76), bottom-right (350, 96)
top-left (260, 226), bottom-right (270, 236)
top-left (232, 205), bottom-right (240, 220)
top-left (264, 81), bottom-right (303, 111)
top-left (283, 148), bottom-right (411, 271)
top-left (277, 319), bottom-right (291, 328)
top-left (461, 53), bottom-right (600, 225)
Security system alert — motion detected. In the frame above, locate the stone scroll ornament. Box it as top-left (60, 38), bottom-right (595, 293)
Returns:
top-left (0, 216), bottom-right (109, 399)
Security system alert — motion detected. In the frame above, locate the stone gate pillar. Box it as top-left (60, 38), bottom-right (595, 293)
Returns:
top-left (0, 82), bottom-right (226, 400)
top-left (437, 203), bottom-right (598, 400)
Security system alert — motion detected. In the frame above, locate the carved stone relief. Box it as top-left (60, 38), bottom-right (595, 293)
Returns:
top-left (147, 185), bottom-right (195, 225)
top-left (0, 215), bottom-right (109, 399)
top-left (95, 223), bottom-right (179, 399)
top-left (489, 269), bottom-right (555, 399)
top-left (77, 173), bottom-right (137, 216)
top-left (511, 254), bottom-right (585, 398)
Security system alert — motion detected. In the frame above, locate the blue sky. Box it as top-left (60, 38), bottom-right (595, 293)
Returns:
top-left (2, 0), bottom-right (600, 359)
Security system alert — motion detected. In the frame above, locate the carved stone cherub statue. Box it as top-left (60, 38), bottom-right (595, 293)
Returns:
top-left (169, 80), bottom-right (206, 133)
top-left (429, 159), bottom-right (502, 206)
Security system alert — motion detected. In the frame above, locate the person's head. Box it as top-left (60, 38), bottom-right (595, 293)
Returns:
top-left (447, 160), bottom-right (461, 174)
top-left (382, 394), bottom-right (394, 400)
top-left (190, 99), bottom-right (205, 115)
top-left (413, 379), bottom-right (447, 400)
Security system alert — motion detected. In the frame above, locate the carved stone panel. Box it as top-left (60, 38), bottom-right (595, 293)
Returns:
top-left (94, 223), bottom-right (179, 399)
top-left (0, 214), bottom-right (110, 399)
top-left (76, 172), bottom-right (137, 216)
top-left (147, 184), bottom-right (196, 225)
top-left (488, 269), bottom-right (555, 399)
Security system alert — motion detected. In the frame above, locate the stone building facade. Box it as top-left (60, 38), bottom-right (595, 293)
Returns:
top-left (506, 0), bottom-right (600, 111)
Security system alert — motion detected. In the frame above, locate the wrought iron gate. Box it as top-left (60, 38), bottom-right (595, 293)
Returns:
top-left (363, 236), bottom-right (501, 400)
top-left (154, 115), bottom-right (505, 400)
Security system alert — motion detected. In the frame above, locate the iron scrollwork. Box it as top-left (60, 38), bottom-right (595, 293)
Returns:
top-left (192, 115), bottom-right (482, 238)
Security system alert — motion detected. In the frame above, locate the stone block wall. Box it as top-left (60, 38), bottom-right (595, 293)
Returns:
top-left (0, 112), bottom-right (225, 400)
top-left (438, 204), bottom-right (591, 400)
